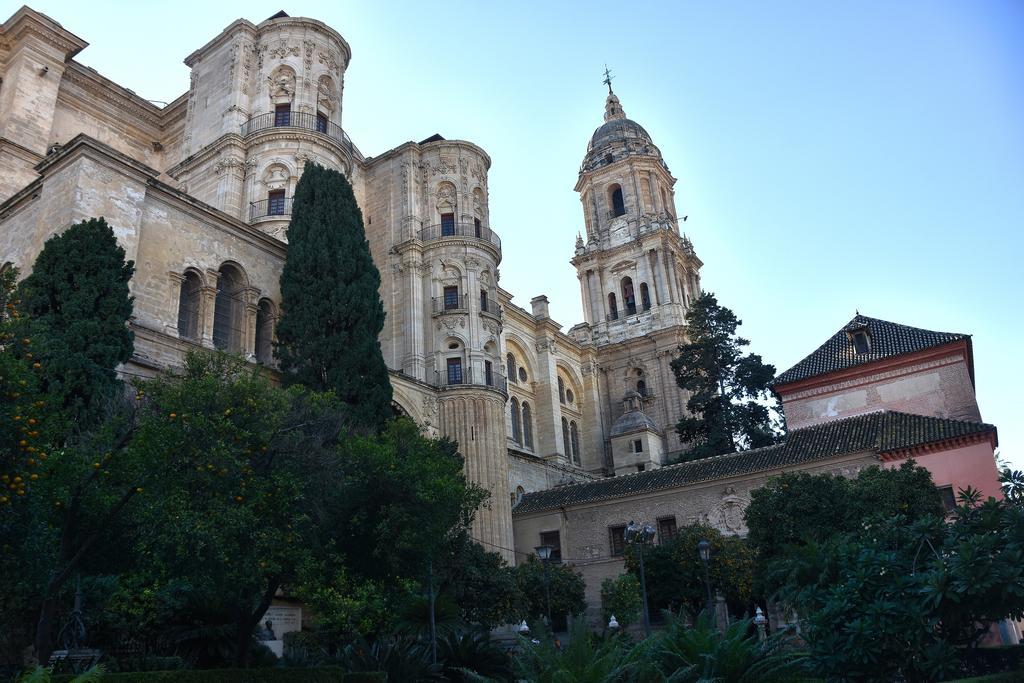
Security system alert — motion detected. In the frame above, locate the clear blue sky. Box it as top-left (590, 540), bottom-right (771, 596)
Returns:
top-left (24, 1), bottom-right (1024, 466)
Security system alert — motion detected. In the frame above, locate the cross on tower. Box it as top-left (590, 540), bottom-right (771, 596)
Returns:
top-left (602, 64), bottom-right (614, 94)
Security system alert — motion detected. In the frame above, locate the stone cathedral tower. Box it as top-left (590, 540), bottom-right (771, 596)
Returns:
top-left (571, 87), bottom-right (704, 472)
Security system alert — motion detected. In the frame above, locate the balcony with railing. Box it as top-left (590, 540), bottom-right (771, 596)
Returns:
top-left (432, 294), bottom-right (468, 314)
top-left (240, 111), bottom-right (355, 154)
top-left (479, 295), bottom-right (502, 320)
top-left (431, 365), bottom-right (507, 394)
top-left (249, 196), bottom-right (293, 221)
top-left (419, 222), bottom-right (501, 251)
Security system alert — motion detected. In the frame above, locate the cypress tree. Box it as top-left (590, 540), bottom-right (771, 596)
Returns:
top-left (670, 292), bottom-right (781, 462)
top-left (276, 162), bottom-right (393, 432)
top-left (19, 217), bottom-right (135, 433)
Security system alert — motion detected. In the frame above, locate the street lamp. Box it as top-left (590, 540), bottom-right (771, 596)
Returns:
top-left (697, 539), bottom-right (713, 620)
top-left (753, 606), bottom-right (767, 642)
top-left (625, 520), bottom-right (656, 637)
top-left (608, 614), bottom-right (620, 632)
top-left (534, 545), bottom-right (554, 630)
top-left (517, 620), bottom-right (530, 635)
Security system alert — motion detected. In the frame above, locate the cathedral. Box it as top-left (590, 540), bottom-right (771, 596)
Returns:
top-left (0, 7), bottom-right (1004, 630)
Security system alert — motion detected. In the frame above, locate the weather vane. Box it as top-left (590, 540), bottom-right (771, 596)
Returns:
top-left (602, 64), bottom-right (614, 94)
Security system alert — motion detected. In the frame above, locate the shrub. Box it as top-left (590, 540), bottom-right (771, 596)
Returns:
top-left (51, 668), bottom-right (378, 682)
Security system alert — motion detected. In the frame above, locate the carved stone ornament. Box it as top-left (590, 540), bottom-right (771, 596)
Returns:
top-left (471, 163), bottom-right (487, 184)
top-left (214, 157), bottom-right (245, 175)
top-left (421, 395), bottom-right (438, 426)
top-left (581, 361), bottom-right (599, 377)
top-left (318, 50), bottom-right (342, 75)
top-left (430, 158), bottom-right (457, 176)
top-left (268, 70), bottom-right (295, 99)
top-left (459, 158), bottom-right (469, 177)
top-left (303, 40), bottom-right (315, 71)
top-left (269, 43), bottom-right (300, 59)
top-left (436, 317), bottom-right (466, 332)
top-left (535, 338), bottom-right (556, 354)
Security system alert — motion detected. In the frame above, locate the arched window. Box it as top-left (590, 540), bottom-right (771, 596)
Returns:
top-left (213, 264), bottom-right (245, 352)
top-left (177, 270), bottom-right (202, 341)
top-left (608, 293), bottom-right (618, 320)
top-left (561, 418), bottom-right (571, 458)
top-left (621, 277), bottom-right (636, 315)
top-left (522, 401), bottom-right (533, 449)
top-left (610, 184), bottom-right (626, 217)
top-left (255, 299), bottom-right (274, 364)
top-left (640, 282), bottom-right (651, 311)
top-left (558, 377), bottom-right (566, 404)
top-left (506, 353), bottom-right (516, 383)
top-left (510, 397), bottom-right (522, 444)
top-left (637, 379), bottom-right (647, 396)
top-left (570, 421), bottom-right (580, 465)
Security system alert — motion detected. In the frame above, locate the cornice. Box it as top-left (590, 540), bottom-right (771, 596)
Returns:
top-left (34, 133), bottom-right (160, 180)
top-left (60, 63), bottom-right (166, 132)
top-left (1, 6), bottom-right (88, 60)
top-left (166, 133), bottom-right (246, 179)
top-left (879, 431), bottom-right (998, 462)
top-left (0, 137), bottom-right (43, 165)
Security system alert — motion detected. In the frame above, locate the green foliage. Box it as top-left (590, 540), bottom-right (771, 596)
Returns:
top-left (625, 524), bottom-right (754, 619)
top-left (669, 292), bottom-right (781, 462)
top-left (772, 493), bottom-right (1024, 681)
top-left (600, 574), bottom-right (641, 629)
top-left (745, 460), bottom-right (944, 595)
top-left (122, 352), bottom-right (345, 666)
top-left (18, 217), bottom-right (134, 433)
top-left (1001, 467), bottom-right (1024, 505)
top-left (335, 638), bottom-right (444, 681)
top-left (21, 664), bottom-right (105, 683)
top-left (511, 612), bottom-right (809, 683)
top-left (513, 620), bottom-right (645, 683)
top-left (644, 611), bottom-right (810, 682)
top-left (436, 536), bottom-right (522, 629)
top-left (437, 630), bottom-right (514, 682)
top-left (275, 163), bottom-right (392, 433)
top-left (50, 669), bottom-right (376, 682)
top-left (515, 557), bottom-right (587, 625)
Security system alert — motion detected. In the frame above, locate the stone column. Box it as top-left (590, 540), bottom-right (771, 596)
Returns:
top-left (438, 391), bottom-right (514, 564)
top-left (200, 269), bottom-right (220, 348)
top-left (166, 272), bottom-right (185, 337)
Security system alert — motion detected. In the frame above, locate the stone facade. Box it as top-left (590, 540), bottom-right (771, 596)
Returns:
top-left (0, 7), bottom-right (704, 565)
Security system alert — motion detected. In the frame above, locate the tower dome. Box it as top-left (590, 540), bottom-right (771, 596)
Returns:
top-left (582, 89), bottom-right (664, 173)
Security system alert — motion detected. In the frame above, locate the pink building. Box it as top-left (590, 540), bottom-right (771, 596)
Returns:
top-left (772, 315), bottom-right (1001, 502)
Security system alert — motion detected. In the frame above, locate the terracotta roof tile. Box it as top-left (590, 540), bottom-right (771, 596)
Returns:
top-left (511, 411), bottom-right (995, 516)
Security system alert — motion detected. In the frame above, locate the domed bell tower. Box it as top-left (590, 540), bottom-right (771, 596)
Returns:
top-left (570, 79), bottom-right (704, 465)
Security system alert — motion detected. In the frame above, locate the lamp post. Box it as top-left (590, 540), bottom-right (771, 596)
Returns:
top-left (625, 520), bottom-right (656, 637)
top-left (698, 539), bottom-right (714, 620)
top-left (608, 614), bottom-right (620, 633)
top-left (754, 606), bottom-right (768, 642)
top-left (534, 545), bottom-right (554, 630)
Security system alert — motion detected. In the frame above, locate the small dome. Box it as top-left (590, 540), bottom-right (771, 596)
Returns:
top-left (588, 118), bottom-right (653, 153)
top-left (610, 407), bottom-right (659, 437)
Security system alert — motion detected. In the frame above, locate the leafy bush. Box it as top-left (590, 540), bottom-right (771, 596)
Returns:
top-left (600, 574), bottom-right (642, 629)
top-left (50, 668), bottom-right (378, 682)
top-left (437, 630), bottom-right (513, 682)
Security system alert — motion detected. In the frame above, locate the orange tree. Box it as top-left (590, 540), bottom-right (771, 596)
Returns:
top-left (123, 352), bottom-right (344, 667)
top-left (625, 523), bottom-right (755, 620)
top-left (0, 219), bottom-right (139, 667)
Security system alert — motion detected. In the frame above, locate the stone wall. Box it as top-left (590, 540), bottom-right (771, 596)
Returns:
top-left (512, 451), bottom-right (879, 625)
top-left (779, 347), bottom-right (982, 430)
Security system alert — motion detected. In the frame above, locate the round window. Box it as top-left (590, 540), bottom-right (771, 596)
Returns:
top-left (566, 389), bottom-right (574, 404)
top-left (518, 367), bottom-right (527, 382)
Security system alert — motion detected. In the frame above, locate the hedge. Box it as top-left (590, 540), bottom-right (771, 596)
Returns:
top-left (53, 669), bottom-right (385, 683)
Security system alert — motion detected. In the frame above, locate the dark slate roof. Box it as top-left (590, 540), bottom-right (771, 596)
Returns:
top-left (512, 411), bottom-right (996, 516)
top-left (772, 315), bottom-right (969, 387)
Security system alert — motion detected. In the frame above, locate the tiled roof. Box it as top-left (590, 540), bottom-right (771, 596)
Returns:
top-left (512, 411), bottom-right (995, 516)
top-left (772, 315), bottom-right (969, 387)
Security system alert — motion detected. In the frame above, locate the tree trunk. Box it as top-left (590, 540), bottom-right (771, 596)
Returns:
top-left (233, 576), bottom-right (282, 668)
